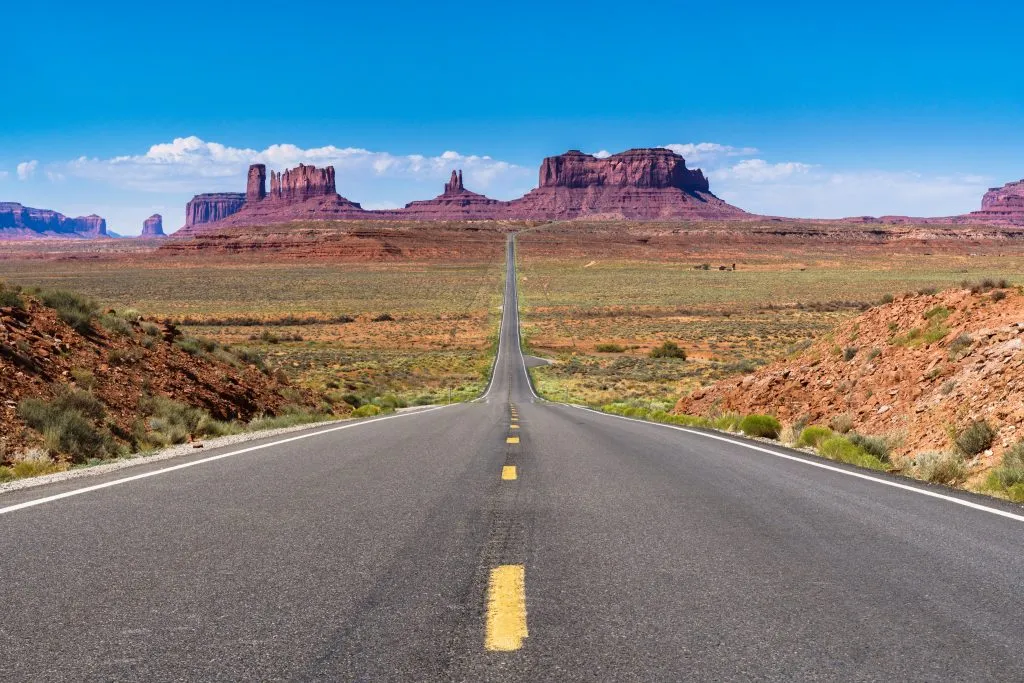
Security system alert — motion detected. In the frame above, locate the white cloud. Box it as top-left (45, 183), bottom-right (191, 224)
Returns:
top-left (711, 158), bottom-right (814, 182)
top-left (0, 170), bottom-right (8, 180)
top-left (61, 135), bottom-right (531, 194)
top-left (590, 150), bottom-right (612, 159)
top-left (661, 143), bottom-right (759, 164)
top-left (16, 160), bottom-right (38, 180)
top-left (46, 170), bottom-right (66, 182)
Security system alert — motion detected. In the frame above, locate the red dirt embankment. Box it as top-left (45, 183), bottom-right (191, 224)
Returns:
top-left (676, 285), bottom-right (1024, 469)
top-left (1, 292), bottom-right (306, 457)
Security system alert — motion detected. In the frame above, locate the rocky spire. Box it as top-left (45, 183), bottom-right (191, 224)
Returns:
top-left (246, 164), bottom-right (267, 201)
top-left (444, 169), bottom-right (465, 196)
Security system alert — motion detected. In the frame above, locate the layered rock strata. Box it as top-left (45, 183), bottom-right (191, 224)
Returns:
top-left (0, 202), bottom-right (107, 238)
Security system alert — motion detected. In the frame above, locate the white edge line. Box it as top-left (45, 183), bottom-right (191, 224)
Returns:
top-left (474, 236), bottom-right (512, 403)
top-left (0, 405), bottom-right (453, 516)
top-left (568, 404), bottom-right (1024, 524)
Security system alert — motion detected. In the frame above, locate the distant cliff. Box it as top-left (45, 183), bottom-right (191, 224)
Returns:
top-left (0, 202), bottom-right (107, 239)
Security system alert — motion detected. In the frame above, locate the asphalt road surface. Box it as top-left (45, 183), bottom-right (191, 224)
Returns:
top-left (2, 237), bottom-right (1023, 681)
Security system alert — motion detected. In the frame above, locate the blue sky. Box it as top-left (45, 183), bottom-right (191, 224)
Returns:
top-left (2, 0), bottom-right (1022, 233)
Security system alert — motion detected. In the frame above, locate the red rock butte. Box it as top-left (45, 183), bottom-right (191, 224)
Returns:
top-left (176, 148), bottom-right (748, 233)
top-left (0, 202), bottom-right (107, 238)
top-left (968, 179), bottom-right (1024, 224)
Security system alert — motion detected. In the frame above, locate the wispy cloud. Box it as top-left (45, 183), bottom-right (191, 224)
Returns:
top-left (16, 160), bottom-right (38, 180)
top-left (662, 143), bottom-right (759, 164)
top-left (61, 136), bottom-right (531, 194)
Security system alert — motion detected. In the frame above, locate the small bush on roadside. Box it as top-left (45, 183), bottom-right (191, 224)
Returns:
top-left (739, 414), bottom-right (781, 439)
top-left (797, 425), bottom-right (833, 448)
top-left (912, 450), bottom-right (966, 484)
top-left (818, 436), bottom-right (887, 471)
top-left (955, 419), bottom-right (996, 456)
top-left (596, 343), bottom-right (626, 353)
top-left (712, 412), bottom-right (743, 431)
top-left (847, 432), bottom-right (891, 463)
top-left (989, 440), bottom-right (1024, 488)
top-left (40, 289), bottom-right (98, 334)
top-left (649, 341), bottom-right (686, 360)
top-left (829, 414), bottom-right (854, 434)
top-left (353, 404), bottom-right (383, 418)
top-left (18, 390), bottom-right (121, 463)
top-left (843, 346), bottom-right (859, 362)
top-left (248, 404), bottom-right (330, 431)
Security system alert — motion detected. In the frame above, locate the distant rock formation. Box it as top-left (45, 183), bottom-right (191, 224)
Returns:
top-left (141, 214), bottom-right (165, 237)
top-left (247, 164), bottom-right (267, 202)
top-left (0, 202), bottom-right (108, 239)
top-left (176, 150), bottom-right (748, 232)
top-left (505, 148), bottom-right (742, 220)
top-left (968, 180), bottom-right (1024, 225)
top-left (399, 169), bottom-right (505, 219)
top-left (184, 193), bottom-right (247, 228)
top-left (269, 164), bottom-right (336, 202)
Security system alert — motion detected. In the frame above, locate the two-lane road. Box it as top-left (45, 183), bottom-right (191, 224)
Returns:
top-left (2, 237), bottom-right (1023, 680)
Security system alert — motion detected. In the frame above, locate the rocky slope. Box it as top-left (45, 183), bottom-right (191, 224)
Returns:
top-left (0, 202), bottom-right (108, 239)
top-left (0, 285), bottom-right (313, 462)
top-left (676, 284), bottom-right (1024, 472)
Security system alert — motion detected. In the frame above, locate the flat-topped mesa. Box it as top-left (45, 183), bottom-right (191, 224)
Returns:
top-left (268, 164), bottom-right (337, 202)
top-left (507, 148), bottom-right (742, 220)
top-left (0, 202), bottom-right (108, 239)
top-left (141, 214), bottom-right (165, 237)
top-left (539, 148), bottom-right (711, 192)
top-left (184, 193), bottom-right (246, 228)
top-left (968, 179), bottom-right (1024, 225)
top-left (246, 164), bottom-right (267, 202)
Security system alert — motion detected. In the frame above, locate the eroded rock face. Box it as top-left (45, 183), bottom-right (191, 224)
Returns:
top-left (399, 168), bottom-right (505, 219)
top-left (247, 164), bottom-right (267, 202)
top-left (141, 214), bottom-right (165, 237)
top-left (970, 180), bottom-right (1024, 224)
top-left (0, 202), bottom-right (108, 238)
top-left (506, 149), bottom-right (742, 220)
top-left (184, 193), bottom-right (247, 228)
top-left (269, 164), bottom-right (336, 201)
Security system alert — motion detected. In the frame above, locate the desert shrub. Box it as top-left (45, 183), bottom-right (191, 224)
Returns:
top-left (990, 440), bottom-right (1024, 488)
top-left (353, 404), bottom-right (382, 418)
top-left (40, 289), bottom-right (98, 334)
top-left (990, 289), bottom-right (1007, 302)
top-left (0, 283), bottom-right (25, 310)
top-left (955, 419), bottom-right (996, 456)
top-left (141, 322), bottom-right (162, 337)
top-left (739, 414), bottom-right (781, 439)
top-left (818, 436), bottom-right (887, 470)
top-left (99, 313), bottom-right (134, 336)
top-left (865, 347), bottom-right (881, 363)
top-left (18, 391), bottom-right (120, 463)
top-left (829, 413), bottom-right (854, 434)
top-left (372, 313), bottom-right (395, 322)
top-left (174, 337), bottom-right (207, 356)
top-left (212, 348), bottom-right (243, 368)
top-left (912, 450), bottom-right (966, 484)
top-left (230, 345), bottom-right (267, 372)
top-left (843, 346), bottom-right (859, 362)
top-left (847, 432), bottom-right (891, 463)
top-left (140, 396), bottom-right (211, 446)
top-left (9, 452), bottom-right (67, 479)
top-left (69, 367), bottom-right (96, 390)
top-left (712, 412), bottom-right (743, 431)
top-left (259, 330), bottom-right (280, 344)
top-left (649, 341), bottom-right (686, 360)
top-left (108, 348), bottom-right (137, 365)
top-left (373, 394), bottom-right (406, 410)
top-left (947, 333), bottom-right (973, 360)
top-left (797, 425), bottom-right (833, 448)
top-left (248, 404), bottom-right (330, 431)
top-left (596, 343), bottom-right (626, 353)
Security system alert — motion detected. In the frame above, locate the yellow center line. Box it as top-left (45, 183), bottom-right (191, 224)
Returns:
top-left (501, 465), bottom-right (517, 480)
top-left (506, 436), bottom-right (519, 444)
top-left (510, 424), bottom-right (519, 430)
top-left (485, 564), bottom-right (528, 651)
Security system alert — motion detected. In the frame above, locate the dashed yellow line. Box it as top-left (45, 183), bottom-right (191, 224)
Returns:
top-left (485, 564), bottom-right (528, 651)
top-left (502, 465), bottom-right (517, 480)
top-left (506, 436), bottom-right (519, 444)
top-left (509, 424), bottom-right (520, 430)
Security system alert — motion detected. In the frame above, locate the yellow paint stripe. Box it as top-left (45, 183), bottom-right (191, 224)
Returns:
top-left (502, 465), bottom-right (517, 480)
top-left (506, 436), bottom-right (519, 444)
top-left (485, 564), bottom-right (528, 651)
top-left (510, 424), bottom-right (520, 430)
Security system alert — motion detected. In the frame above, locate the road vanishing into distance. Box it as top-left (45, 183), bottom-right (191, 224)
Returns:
top-left (2, 236), bottom-right (1024, 681)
